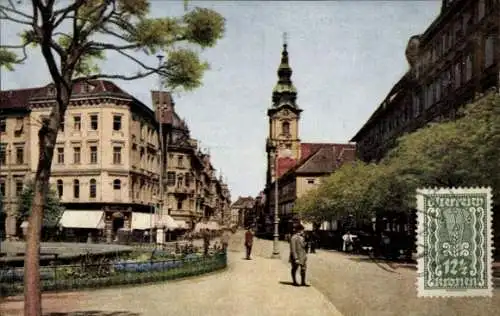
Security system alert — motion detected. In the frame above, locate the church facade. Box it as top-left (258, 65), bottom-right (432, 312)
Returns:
top-left (261, 40), bottom-right (356, 237)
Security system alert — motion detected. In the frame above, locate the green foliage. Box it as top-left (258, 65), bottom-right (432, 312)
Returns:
top-left (295, 92), bottom-right (500, 221)
top-left (0, 48), bottom-right (18, 70)
top-left (0, 1), bottom-right (226, 91)
top-left (17, 181), bottom-right (64, 227)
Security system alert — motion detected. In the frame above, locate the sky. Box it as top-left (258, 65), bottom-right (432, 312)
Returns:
top-left (0, 0), bottom-right (442, 201)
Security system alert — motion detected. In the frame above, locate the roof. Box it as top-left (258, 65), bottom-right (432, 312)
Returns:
top-left (1, 80), bottom-right (132, 111)
top-left (276, 143), bottom-right (356, 179)
top-left (231, 196), bottom-right (255, 209)
top-left (350, 72), bottom-right (412, 142)
top-left (0, 87), bottom-right (44, 110)
top-left (0, 80), bottom-right (158, 122)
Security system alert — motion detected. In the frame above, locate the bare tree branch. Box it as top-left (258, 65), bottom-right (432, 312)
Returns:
top-left (0, 8), bottom-right (33, 25)
top-left (0, 4), bottom-right (34, 21)
top-left (52, 0), bottom-right (86, 29)
top-left (82, 69), bottom-right (158, 81)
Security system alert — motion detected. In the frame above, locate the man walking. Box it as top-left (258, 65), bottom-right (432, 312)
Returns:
top-left (221, 228), bottom-right (231, 252)
top-left (289, 224), bottom-right (309, 286)
top-left (244, 227), bottom-right (254, 260)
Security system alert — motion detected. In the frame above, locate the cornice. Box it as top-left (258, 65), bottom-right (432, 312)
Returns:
top-left (29, 96), bottom-right (131, 109)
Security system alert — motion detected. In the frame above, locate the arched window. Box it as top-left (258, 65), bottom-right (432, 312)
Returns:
top-left (89, 179), bottom-right (97, 198)
top-left (73, 179), bottom-right (80, 198)
top-left (113, 179), bottom-right (121, 190)
top-left (281, 121), bottom-right (290, 135)
top-left (56, 179), bottom-right (63, 198)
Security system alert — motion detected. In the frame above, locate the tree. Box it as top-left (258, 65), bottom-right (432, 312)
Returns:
top-left (17, 181), bottom-right (64, 227)
top-left (0, 1), bottom-right (225, 314)
top-left (295, 92), bottom-right (500, 231)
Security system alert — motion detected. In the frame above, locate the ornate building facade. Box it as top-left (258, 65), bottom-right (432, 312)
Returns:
top-left (352, 0), bottom-right (499, 162)
top-left (262, 40), bottom-right (356, 237)
top-left (0, 81), bottom-right (230, 241)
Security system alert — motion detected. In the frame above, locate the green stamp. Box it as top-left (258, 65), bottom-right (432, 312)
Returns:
top-left (416, 187), bottom-right (494, 297)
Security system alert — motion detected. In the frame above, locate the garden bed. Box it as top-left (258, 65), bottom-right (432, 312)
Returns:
top-left (0, 251), bottom-right (226, 297)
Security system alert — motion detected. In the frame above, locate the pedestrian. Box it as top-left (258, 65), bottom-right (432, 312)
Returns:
top-left (244, 227), bottom-right (254, 260)
top-left (221, 228), bottom-right (231, 253)
top-left (289, 224), bottom-right (309, 286)
top-left (203, 229), bottom-right (211, 256)
top-left (342, 231), bottom-right (354, 252)
top-left (310, 230), bottom-right (318, 253)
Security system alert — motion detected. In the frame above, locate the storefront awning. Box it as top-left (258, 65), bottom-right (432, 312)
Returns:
top-left (156, 215), bottom-right (179, 230)
top-left (175, 220), bottom-right (189, 229)
top-left (131, 212), bottom-right (154, 230)
top-left (59, 210), bottom-right (105, 229)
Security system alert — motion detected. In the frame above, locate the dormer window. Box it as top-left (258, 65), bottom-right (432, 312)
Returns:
top-left (47, 87), bottom-right (56, 96)
top-left (80, 83), bottom-right (95, 94)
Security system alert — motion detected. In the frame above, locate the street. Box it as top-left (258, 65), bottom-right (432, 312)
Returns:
top-left (244, 234), bottom-right (500, 316)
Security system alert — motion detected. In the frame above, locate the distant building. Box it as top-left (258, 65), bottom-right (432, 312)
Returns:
top-left (262, 39), bottom-right (356, 236)
top-left (0, 81), bottom-right (231, 241)
top-left (230, 196), bottom-right (255, 228)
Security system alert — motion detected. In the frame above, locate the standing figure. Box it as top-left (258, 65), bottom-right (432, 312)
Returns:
top-left (203, 229), bottom-right (211, 256)
top-left (221, 228), bottom-right (231, 252)
top-left (289, 224), bottom-right (308, 286)
top-left (244, 228), bottom-right (254, 260)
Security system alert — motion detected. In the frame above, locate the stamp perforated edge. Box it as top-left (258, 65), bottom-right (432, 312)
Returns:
top-left (416, 187), bottom-right (494, 298)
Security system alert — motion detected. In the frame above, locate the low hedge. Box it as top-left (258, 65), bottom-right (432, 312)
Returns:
top-left (0, 252), bottom-right (226, 297)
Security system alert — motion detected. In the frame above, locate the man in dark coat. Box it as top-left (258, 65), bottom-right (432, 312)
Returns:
top-left (289, 224), bottom-right (308, 286)
top-left (244, 228), bottom-right (254, 260)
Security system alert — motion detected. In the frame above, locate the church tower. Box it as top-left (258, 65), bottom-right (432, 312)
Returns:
top-left (265, 34), bottom-right (303, 184)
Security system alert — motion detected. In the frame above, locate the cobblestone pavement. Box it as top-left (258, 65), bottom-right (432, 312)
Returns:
top-left (0, 232), bottom-right (341, 316)
top-left (241, 234), bottom-right (500, 316)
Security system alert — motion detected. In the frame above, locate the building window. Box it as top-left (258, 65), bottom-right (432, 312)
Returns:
top-left (466, 54), bottom-right (473, 81)
top-left (177, 199), bottom-right (182, 210)
top-left (113, 179), bottom-right (121, 190)
top-left (0, 118), bottom-right (6, 133)
top-left (177, 175), bottom-right (183, 187)
top-left (14, 117), bottom-right (23, 135)
top-left (90, 114), bottom-right (98, 130)
top-left (73, 116), bottom-right (81, 131)
top-left (73, 147), bottom-right (81, 164)
top-left (57, 147), bottom-right (64, 164)
top-left (73, 179), bottom-right (80, 198)
top-left (15, 181), bottom-right (23, 196)
top-left (185, 173), bottom-right (191, 187)
top-left (90, 146), bottom-right (98, 164)
top-left (282, 121), bottom-right (290, 135)
top-left (16, 147), bottom-right (24, 164)
top-left (0, 181), bottom-right (5, 196)
top-left (89, 179), bottom-right (97, 198)
top-left (113, 115), bottom-right (122, 131)
top-left (454, 62), bottom-right (461, 88)
top-left (60, 118), bottom-right (64, 132)
top-left (113, 146), bottom-right (122, 164)
top-left (167, 172), bottom-right (176, 186)
top-left (478, 0), bottom-right (485, 21)
top-left (485, 35), bottom-right (495, 67)
top-left (307, 179), bottom-right (315, 184)
top-left (177, 155), bottom-right (183, 168)
top-left (56, 179), bottom-right (63, 198)
top-left (0, 145), bottom-right (6, 165)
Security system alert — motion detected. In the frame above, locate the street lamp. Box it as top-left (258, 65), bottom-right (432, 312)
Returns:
top-left (150, 194), bottom-right (156, 244)
top-left (272, 147), bottom-right (292, 259)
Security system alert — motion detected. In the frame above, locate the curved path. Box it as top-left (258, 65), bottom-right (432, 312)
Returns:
top-left (0, 233), bottom-right (341, 316)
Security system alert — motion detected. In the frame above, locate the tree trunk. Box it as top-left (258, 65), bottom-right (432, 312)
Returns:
top-left (24, 113), bottom-right (60, 316)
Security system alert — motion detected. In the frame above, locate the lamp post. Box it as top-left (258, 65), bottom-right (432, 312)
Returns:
top-left (150, 194), bottom-right (156, 244)
top-left (271, 147), bottom-right (292, 259)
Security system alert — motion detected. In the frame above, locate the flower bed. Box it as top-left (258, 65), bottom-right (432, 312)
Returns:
top-left (0, 252), bottom-right (226, 297)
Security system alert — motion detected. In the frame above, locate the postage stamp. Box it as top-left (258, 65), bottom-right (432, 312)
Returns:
top-left (416, 187), bottom-right (494, 297)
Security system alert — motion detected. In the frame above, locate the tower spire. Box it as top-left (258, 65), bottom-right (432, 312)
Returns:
top-left (272, 32), bottom-right (298, 107)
